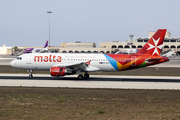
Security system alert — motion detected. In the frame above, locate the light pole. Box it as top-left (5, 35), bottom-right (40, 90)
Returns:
top-left (129, 34), bottom-right (134, 49)
top-left (47, 11), bottom-right (52, 48)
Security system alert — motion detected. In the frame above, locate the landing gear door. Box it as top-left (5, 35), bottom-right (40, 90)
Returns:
top-left (131, 56), bottom-right (136, 66)
top-left (26, 55), bottom-right (31, 64)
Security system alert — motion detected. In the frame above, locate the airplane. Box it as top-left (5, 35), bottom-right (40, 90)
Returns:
top-left (161, 49), bottom-right (176, 57)
top-left (114, 49), bottom-right (140, 54)
top-left (10, 29), bottom-right (169, 80)
top-left (17, 41), bottom-right (48, 55)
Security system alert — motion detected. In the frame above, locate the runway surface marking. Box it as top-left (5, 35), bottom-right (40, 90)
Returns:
top-left (0, 74), bottom-right (180, 90)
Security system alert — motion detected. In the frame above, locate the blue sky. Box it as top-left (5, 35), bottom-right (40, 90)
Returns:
top-left (0, 0), bottom-right (180, 47)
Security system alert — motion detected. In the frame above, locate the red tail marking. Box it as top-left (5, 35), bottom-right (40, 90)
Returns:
top-left (136, 29), bottom-right (166, 56)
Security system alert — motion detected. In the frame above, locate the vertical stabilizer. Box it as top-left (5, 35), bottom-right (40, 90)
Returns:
top-left (44, 41), bottom-right (48, 48)
top-left (136, 29), bottom-right (166, 56)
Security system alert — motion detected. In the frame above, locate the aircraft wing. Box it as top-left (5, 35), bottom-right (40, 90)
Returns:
top-left (39, 48), bottom-right (48, 53)
top-left (53, 62), bottom-right (87, 69)
top-left (52, 61), bottom-right (100, 72)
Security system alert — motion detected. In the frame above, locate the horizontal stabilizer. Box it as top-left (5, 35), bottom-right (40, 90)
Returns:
top-left (146, 55), bottom-right (163, 61)
top-left (146, 58), bottom-right (162, 62)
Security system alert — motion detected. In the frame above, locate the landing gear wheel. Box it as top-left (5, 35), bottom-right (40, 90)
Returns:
top-left (29, 70), bottom-right (33, 78)
top-left (78, 74), bottom-right (84, 80)
top-left (29, 74), bottom-right (33, 78)
top-left (84, 74), bottom-right (89, 79)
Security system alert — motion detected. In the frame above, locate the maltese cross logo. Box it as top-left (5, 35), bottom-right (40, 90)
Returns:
top-left (147, 37), bottom-right (162, 55)
top-left (86, 60), bottom-right (91, 65)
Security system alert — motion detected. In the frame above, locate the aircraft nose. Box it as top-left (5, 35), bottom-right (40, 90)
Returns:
top-left (10, 60), bottom-right (16, 67)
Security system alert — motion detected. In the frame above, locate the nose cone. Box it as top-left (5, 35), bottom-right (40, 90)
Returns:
top-left (10, 60), bottom-right (16, 67)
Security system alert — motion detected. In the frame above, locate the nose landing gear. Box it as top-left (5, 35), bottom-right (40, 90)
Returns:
top-left (29, 70), bottom-right (33, 78)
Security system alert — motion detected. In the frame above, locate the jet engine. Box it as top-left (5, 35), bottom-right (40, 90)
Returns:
top-left (50, 67), bottom-right (75, 76)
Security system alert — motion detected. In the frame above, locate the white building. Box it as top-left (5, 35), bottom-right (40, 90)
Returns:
top-left (0, 44), bottom-right (12, 55)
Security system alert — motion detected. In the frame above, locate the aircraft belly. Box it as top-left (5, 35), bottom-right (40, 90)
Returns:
top-left (98, 64), bottom-right (117, 71)
top-left (90, 55), bottom-right (117, 71)
top-left (36, 63), bottom-right (53, 70)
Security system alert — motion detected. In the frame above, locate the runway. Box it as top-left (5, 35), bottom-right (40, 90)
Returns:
top-left (0, 74), bottom-right (180, 90)
top-left (0, 55), bottom-right (16, 65)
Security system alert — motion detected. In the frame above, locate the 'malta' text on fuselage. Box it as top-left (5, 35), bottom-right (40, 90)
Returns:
top-left (34, 55), bottom-right (62, 62)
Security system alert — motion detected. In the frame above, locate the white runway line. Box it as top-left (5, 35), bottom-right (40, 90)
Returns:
top-left (0, 74), bottom-right (180, 90)
top-left (1, 80), bottom-right (180, 90)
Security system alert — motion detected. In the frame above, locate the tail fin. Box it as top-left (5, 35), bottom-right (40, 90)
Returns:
top-left (44, 41), bottom-right (48, 48)
top-left (136, 29), bottom-right (166, 56)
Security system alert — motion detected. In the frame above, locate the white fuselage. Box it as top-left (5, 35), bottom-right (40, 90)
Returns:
top-left (10, 53), bottom-right (117, 72)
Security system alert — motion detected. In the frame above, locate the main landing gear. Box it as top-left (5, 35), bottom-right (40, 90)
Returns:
top-left (78, 74), bottom-right (83, 80)
top-left (77, 73), bottom-right (90, 80)
top-left (76, 70), bottom-right (89, 80)
top-left (84, 73), bottom-right (89, 79)
top-left (29, 70), bottom-right (33, 78)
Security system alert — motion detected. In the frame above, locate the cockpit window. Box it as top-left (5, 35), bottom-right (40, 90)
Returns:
top-left (16, 57), bottom-right (22, 60)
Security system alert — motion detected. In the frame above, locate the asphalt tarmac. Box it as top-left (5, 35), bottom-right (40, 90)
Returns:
top-left (0, 55), bottom-right (16, 65)
top-left (0, 74), bottom-right (180, 90)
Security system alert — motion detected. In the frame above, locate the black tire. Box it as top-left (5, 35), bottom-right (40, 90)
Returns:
top-left (78, 75), bottom-right (83, 80)
top-left (29, 75), bottom-right (33, 78)
top-left (84, 74), bottom-right (89, 79)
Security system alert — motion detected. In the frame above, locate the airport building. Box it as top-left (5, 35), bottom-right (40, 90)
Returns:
top-left (0, 44), bottom-right (12, 55)
top-left (7, 31), bottom-right (180, 55)
top-left (59, 31), bottom-right (180, 54)
top-left (59, 41), bottom-right (108, 53)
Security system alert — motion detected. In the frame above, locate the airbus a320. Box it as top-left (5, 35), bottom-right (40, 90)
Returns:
top-left (10, 29), bottom-right (169, 79)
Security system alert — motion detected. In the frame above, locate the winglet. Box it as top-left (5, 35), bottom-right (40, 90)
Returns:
top-left (44, 41), bottom-right (48, 48)
top-left (136, 29), bottom-right (167, 56)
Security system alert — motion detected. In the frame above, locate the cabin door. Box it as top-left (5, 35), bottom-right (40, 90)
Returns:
top-left (26, 55), bottom-right (31, 64)
top-left (131, 56), bottom-right (136, 66)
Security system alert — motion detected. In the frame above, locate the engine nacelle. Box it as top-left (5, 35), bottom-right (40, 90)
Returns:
top-left (50, 67), bottom-right (76, 76)
top-left (50, 67), bottom-right (67, 76)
